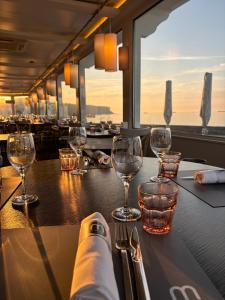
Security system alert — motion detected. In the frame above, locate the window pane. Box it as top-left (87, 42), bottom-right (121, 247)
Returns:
top-left (139, 0), bottom-right (225, 126)
top-left (0, 96), bottom-right (12, 116)
top-left (85, 66), bottom-right (123, 123)
top-left (61, 81), bottom-right (77, 119)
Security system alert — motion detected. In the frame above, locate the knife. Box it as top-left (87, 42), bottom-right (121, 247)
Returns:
top-left (130, 227), bottom-right (151, 300)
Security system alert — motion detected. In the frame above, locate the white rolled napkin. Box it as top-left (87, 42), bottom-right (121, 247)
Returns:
top-left (194, 170), bottom-right (225, 184)
top-left (85, 150), bottom-right (111, 165)
top-left (94, 150), bottom-right (111, 165)
top-left (70, 212), bottom-right (119, 300)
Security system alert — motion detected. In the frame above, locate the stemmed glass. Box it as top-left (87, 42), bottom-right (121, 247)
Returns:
top-left (68, 126), bottom-right (87, 175)
top-left (111, 135), bottom-right (143, 221)
top-left (7, 133), bottom-right (38, 206)
top-left (150, 127), bottom-right (171, 182)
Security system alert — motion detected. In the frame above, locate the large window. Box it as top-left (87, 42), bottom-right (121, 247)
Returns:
top-left (84, 32), bottom-right (123, 123)
top-left (0, 96), bottom-right (13, 116)
top-left (60, 80), bottom-right (77, 119)
top-left (135, 0), bottom-right (225, 127)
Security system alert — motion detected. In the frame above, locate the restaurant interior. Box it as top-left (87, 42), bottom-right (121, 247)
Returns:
top-left (0, 0), bottom-right (225, 299)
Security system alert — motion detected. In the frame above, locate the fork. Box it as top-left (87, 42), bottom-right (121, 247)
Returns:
top-left (115, 222), bottom-right (134, 300)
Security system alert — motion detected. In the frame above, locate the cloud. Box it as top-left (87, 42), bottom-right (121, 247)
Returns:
top-left (182, 63), bottom-right (225, 75)
top-left (141, 55), bottom-right (225, 61)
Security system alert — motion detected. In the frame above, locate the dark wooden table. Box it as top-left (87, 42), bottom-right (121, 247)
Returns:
top-left (1, 158), bottom-right (225, 298)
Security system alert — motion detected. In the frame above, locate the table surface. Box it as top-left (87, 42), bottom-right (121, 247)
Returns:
top-left (1, 158), bottom-right (225, 298)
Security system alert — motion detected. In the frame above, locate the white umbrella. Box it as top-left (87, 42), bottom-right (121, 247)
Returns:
top-left (200, 72), bottom-right (212, 127)
top-left (164, 80), bottom-right (172, 125)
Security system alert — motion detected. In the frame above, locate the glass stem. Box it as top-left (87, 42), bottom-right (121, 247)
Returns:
top-left (20, 168), bottom-right (26, 195)
top-left (77, 148), bottom-right (83, 171)
top-left (123, 180), bottom-right (129, 211)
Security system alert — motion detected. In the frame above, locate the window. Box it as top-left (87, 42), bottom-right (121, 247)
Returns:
top-left (134, 0), bottom-right (225, 127)
top-left (60, 80), bottom-right (77, 119)
top-left (83, 32), bottom-right (123, 123)
top-left (0, 96), bottom-right (13, 115)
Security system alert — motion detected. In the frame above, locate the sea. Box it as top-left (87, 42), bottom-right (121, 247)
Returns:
top-left (86, 111), bottom-right (225, 127)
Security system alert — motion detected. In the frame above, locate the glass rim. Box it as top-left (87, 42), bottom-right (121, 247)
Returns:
top-left (160, 151), bottom-right (182, 156)
top-left (138, 181), bottom-right (179, 196)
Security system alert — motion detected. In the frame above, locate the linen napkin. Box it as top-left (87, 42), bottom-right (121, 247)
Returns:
top-left (70, 212), bottom-right (119, 300)
top-left (85, 150), bottom-right (111, 165)
top-left (194, 170), bottom-right (225, 184)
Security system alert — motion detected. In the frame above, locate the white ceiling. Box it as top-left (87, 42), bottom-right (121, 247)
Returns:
top-left (0, 0), bottom-right (118, 94)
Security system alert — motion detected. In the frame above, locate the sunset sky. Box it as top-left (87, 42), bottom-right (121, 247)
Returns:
top-left (1, 0), bottom-right (224, 123)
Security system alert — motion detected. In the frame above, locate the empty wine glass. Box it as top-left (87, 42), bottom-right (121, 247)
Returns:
top-left (68, 126), bottom-right (87, 175)
top-left (7, 133), bottom-right (38, 206)
top-left (111, 135), bottom-right (143, 221)
top-left (150, 127), bottom-right (171, 182)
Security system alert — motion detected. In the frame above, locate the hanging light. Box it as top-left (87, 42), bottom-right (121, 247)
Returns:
top-left (94, 33), bottom-right (105, 70)
top-left (31, 92), bottom-right (38, 103)
top-left (64, 63), bottom-right (71, 85)
top-left (37, 87), bottom-right (45, 100)
top-left (104, 33), bottom-right (117, 72)
top-left (46, 80), bottom-right (56, 96)
top-left (119, 46), bottom-right (128, 70)
top-left (70, 64), bottom-right (78, 89)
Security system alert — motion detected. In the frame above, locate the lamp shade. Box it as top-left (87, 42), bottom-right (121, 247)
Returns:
top-left (119, 46), bottom-right (128, 70)
top-left (104, 33), bottom-right (117, 72)
top-left (46, 80), bottom-right (56, 96)
top-left (31, 92), bottom-right (38, 103)
top-left (70, 64), bottom-right (78, 89)
top-left (64, 63), bottom-right (71, 85)
top-left (37, 87), bottom-right (45, 100)
top-left (94, 33), bottom-right (105, 70)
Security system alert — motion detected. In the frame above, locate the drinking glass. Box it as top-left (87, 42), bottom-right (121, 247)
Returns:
top-left (7, 133), bottom-right (38, 206)
top-left (68, 126), bottom-right (87, 175)
top-left (150, 127), bottom-right (171, 182)
top-left (111, 135), bottom-right (143, 221)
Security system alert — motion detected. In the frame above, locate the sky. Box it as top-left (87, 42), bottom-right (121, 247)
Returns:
top-left (1, 0), bottom-right (225, 123)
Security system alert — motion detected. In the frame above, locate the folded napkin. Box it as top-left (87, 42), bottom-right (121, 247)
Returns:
top-left (194, 170), bottom-right (225, 184)
top-left (70, 212), bottom-right (119, 300)
top-left (85, 150), bottom-right (111, 165)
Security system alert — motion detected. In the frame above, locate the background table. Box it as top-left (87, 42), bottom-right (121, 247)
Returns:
top-left (0, 158), bottom-right (225, 298)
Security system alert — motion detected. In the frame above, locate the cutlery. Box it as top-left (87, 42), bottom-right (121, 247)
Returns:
top-left (115, 223), bottom-right (134, 300)
top-left (130, 226), bottom-right (151, 300)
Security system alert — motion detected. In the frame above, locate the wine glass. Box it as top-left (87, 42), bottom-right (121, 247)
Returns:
top-left (68, 126), bottom-right (87, 175)
top-left (7, 133), bottom-right (38, 206)
top-left (111, 135), bottom-right (143, 221)
top-left (150, 127), bottom-right (171, 182)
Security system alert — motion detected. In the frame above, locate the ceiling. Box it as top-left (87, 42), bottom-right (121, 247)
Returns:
top-left (0, 0), bottom-right (123, 95)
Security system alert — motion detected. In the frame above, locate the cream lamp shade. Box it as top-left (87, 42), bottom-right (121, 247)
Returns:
top-left (94, 33), bottom-right (105, 70)
top-left (104, 33), bottom-right (117, 72)
top-left (119, 46), bottom-right (128, 70)
top-left (46, 80), bottom-right (56, 96)
top-left (31, 92), bottom-right (38, 103)
top-left (37, 87), bottom-right (45, 100)
top-left (64, 63), bottom-right (71, 85)
top-left (70, 64), bottom-right (78, 89)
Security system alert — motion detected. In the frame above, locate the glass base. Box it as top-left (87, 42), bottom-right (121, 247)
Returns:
top-left (71, 169), bottom-right (87, 175)
top-left (112, 207), bottom-right (141, 222)
top-left (12, 194), bottom-right (39, 206)
top-left (150, 176), bottom-right (170, 183)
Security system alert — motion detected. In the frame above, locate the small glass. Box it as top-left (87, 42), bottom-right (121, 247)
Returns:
top-left (159, 151), bottom-right (182, 178)
top-left (138, 181), bottom-right (179, 235)
top-left (59, 148), bottom-right (77, 171)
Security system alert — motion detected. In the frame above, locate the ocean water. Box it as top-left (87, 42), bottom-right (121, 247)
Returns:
top-left (86, 111), bottom-right (225, 126)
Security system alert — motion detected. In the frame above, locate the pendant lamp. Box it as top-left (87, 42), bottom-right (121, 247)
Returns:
top-left (70, 64), bottom-right (78, 89)
top-left (37, 87), bottom-right (45, 100)
top-left (94, 33), bottom-right (105, 70)
top-left (46, 80), bottom-right (56, 96)
top-left (31, 92), bottom-right (38, 103)
top-left (64, 63), bottom-right (71, 85)
top-left (104, 33), bottom-right (117, 72)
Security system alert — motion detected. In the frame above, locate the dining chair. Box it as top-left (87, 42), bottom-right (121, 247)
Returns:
top-left (120, 127), bottom-right (150, 137)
